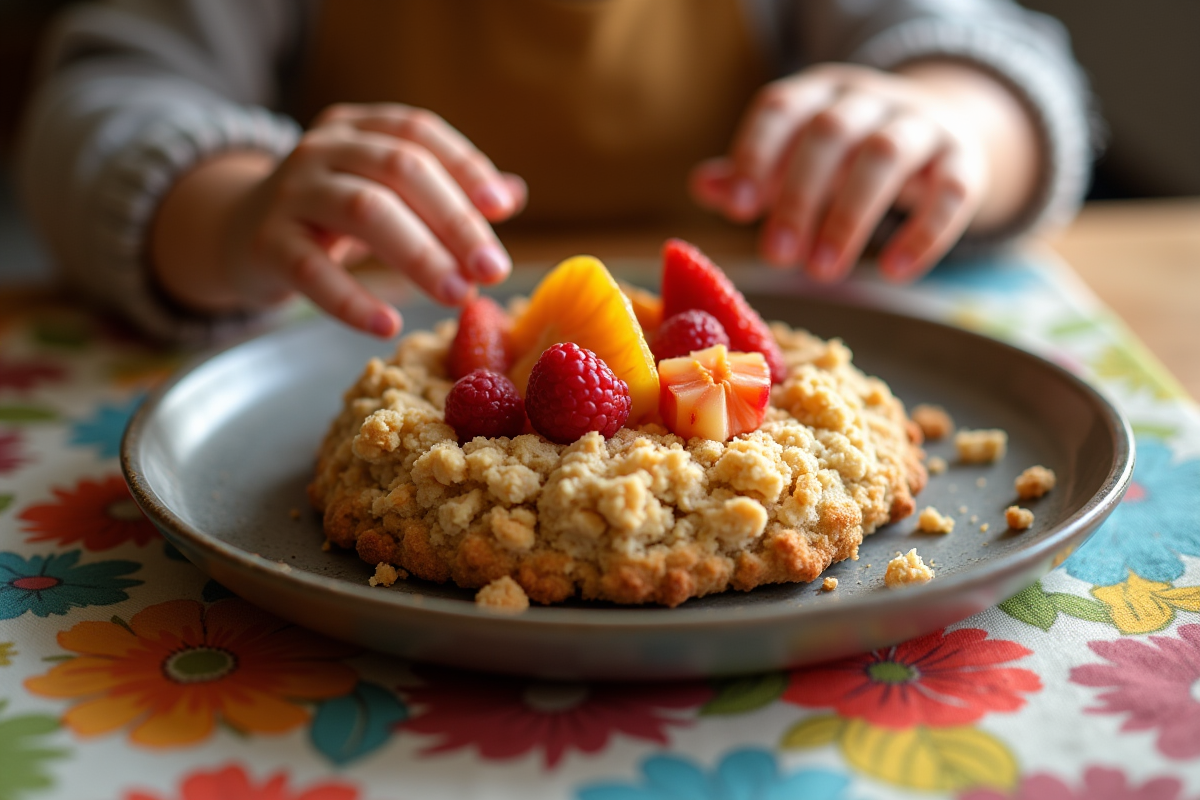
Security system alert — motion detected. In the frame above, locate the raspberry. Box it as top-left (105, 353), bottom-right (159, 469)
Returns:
top-left (651, 309), bottom-right (731, 361)
top-left (526, 343), bottom-right (631, 444)
top-left (447, 297), bottom-right (510, 380)
top-left (444, 369), bottom-right (526, 441)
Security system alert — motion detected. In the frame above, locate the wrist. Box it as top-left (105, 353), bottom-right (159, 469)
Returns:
top-left (150, 151), bottom-right (279, 315)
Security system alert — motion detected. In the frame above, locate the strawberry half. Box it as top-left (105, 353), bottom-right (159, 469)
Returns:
top-left (661, 239), bottom-right (787, 383)
top-left (447, 297), bottom-right (511, 380)
top-left (658, 345), bottom-right (771, 441)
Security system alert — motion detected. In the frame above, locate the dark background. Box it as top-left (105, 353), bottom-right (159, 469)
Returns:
top-left (2, 0), bottom-right (1198, 197)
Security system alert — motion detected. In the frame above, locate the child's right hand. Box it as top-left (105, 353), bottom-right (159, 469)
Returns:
top-left (152, 103), bottom-right (527, 338)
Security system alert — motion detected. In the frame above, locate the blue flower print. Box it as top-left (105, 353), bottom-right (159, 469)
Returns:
top-left (577, 748), bottom-right (851, 800)
top-left (68, 394), bottom-right (143, 458)
top-left (920, 254), bottom-right (1046, 294)
top-left (0, 550), bottom-right (141, 619)
top-left (1065, 440), bottom-right (1200, 586)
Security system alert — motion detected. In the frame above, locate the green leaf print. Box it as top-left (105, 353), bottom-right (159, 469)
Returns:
top-left (1048, 592), bottom-right (1111, 624)
top-left (701, 672), bottom-right (788, 716)
top-left (0, 701), bottom-right (69, 800)
top-left (0, 407), bottom-right (56, 424)
top-left (999, 582), bottom-right (1057, 631)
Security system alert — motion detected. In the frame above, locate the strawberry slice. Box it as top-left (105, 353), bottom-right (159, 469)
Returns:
top-left (447, 297), bottom-right (511, 380)
top-left (658, 345), bottom-right (771, 441)
top-left (661, 239), bottom-right (787, 383)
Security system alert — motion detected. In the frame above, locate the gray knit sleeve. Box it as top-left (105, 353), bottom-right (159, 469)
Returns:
top-left (778, 0), bottom-right (1095, 249)
top-left (17, 0), bottom-right (303, 344)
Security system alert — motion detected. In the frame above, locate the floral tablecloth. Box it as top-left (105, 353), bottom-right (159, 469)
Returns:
top-left (2, 250), bottom-right (1199, 800)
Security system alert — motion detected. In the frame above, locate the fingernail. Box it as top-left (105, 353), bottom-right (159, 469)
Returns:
top-left (467, 245), bottom-right (511, 282)
top-left (886, 253), bottom-right (914, 279)
top-left (439, 274), bottom-right (471, 305)
top-left (368, 309), bottom-right (397, 338)
top-left (729, 180), bottom-right (757, 217)
top-left (808, 243), bottom-right (838, 280)
top-left (474, 183), bottom-right (511, 213)
top-left (765, 226), bottom-right (799, 264)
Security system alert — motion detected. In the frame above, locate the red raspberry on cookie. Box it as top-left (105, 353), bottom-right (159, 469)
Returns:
top-left (526, 343), bottom-right (632, 444)
top-left (651, 309), bottom-right (731, 362)
top-left (444, 369), bottom-right (526, 441)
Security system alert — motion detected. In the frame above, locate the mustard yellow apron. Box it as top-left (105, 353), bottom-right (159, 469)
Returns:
top-left (300, 0), bottom-right (767, 227)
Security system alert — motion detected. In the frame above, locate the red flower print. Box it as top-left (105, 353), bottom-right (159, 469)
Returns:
top-left (1071, 623), bottom-right (1200, 760)
top-left (960, 765), bottom-right (1194, 800)
top-left (124, 763), bottom-right (359, 800)
top-left (18, 475), bottom-right (158, 550)
top-left (0, 430), bottom-right (26, 474)
top-left (784, 627), bottom-right (1041, 728)
top-left (0, 357), bottom-right (66, 392)
top-left (402, 670), bottom-right (712, 768)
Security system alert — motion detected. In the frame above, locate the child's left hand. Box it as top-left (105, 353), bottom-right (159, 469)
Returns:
top-left (690, 62), bottom-right (1034, 283)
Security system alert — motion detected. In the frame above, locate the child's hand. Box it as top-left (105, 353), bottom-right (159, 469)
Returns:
top-left (153, 103), bottom-right (527, 337)
top-left (690, 63), bottom-right (1032, 283)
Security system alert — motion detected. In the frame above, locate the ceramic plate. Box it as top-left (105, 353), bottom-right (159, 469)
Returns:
top-left (122, 279), bottom-right (1132, 680)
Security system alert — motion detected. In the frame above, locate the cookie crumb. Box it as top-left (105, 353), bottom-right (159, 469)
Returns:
top-left (321, 540), bottom-right (332, 552)
top-left (1015, 465), bottom-right (1057, 500)
top-left (927, 456), bottom-right (948, 475)
top-left (368, 562), bottom-right (406, 587)
top-left (289, 508), bottom-right (301, 520)
top-left (958, 505), bottom-right (968, 514)
top-left (821, 577), bottom-right (839, 592)
top-left (885, 549), bottom-right (935, 587)
top-left (955, 429), bottom-right (1008, 463)
top-left (980, 523), bottom-right (990, 532)
top-left (912, 404), bottom-right (955, 440)
top-left (969, 514), bottom-right (979, 524)
top-left (475, 576), bottom-right (530, 613)
top-left (917, 506), bottom-right (955, 534)
top-left (1006, 506), bottom-right (1035, 530)
top-left (976, 477), bottom-right (987, 488)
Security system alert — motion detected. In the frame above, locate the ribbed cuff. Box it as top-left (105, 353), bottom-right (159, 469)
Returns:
top-left (90, 102), bottom-right (300, 344)
top-left (850, 17), bottom-right (1094, 251)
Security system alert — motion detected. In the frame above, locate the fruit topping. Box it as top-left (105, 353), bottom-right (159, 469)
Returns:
top-left (525, 343), bottom-right (631, 444)
top-left (658, 345), bottom-right (771, 442)
top-left (444, 369), bottom-right (526, 441)
top-left (651, 309), bottom-right (731, 362)
top-left (447, 297), bottom-right (511, 380)
top-left (509, 256), bottom-right (658, 422)
top-left (619, 281), bottom-right (665, 335)
top-left (661, 239), bottom-right (787, 383)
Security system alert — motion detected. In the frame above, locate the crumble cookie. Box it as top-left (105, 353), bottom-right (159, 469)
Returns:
top-left (885, 549), bottom-right (935, 587)
top-left (307, 321), bottom-right (927, 607)
top-left (1015, 465), bottom-right (1056, 500)
top-left (475, 576), bottom-right (530, 612)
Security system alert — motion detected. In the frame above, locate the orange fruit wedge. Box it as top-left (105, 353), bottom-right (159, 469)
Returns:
top-left (509, 256), bottom-right (660, 423)
top-left (618, 281), bottom-right (664, 335)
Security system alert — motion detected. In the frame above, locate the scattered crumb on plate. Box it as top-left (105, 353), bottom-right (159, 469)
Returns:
top-left (980, 522), bottom-right (990, 532)
top-left (955, 429), bottom-right (1008, 463)
top-left (928, 456), bottom-right (948, 475)
top-left (1016, 465), bottom-right (1057, 500)
top-left (368, 562), bottom-right (407, 587)
top-left (885, 549), bottom-right (935, 587)
top-left (976, 477), bottom-right (987, 488)
top-left (475, 576), bottom-right (530, 613)
top-left (917, 506), bottom-right (955, 534)
top-left (1006, 506), bottom-right (1035, 530)
top-left (912, 404), bottom-right (955, 440)
top-left (321, 540), bottom-right (332, 552)
top-left (958, 505), bottom-right (968, 514)
top-left (822, 577), bottom-right (839, 592)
